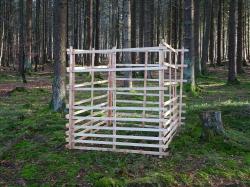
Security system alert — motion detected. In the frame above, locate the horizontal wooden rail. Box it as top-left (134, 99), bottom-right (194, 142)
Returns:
top-left (66, 47), bottom-right (189, 54)
top-left (71, 139), bottom-right (165, 148)
top-left (73, 87), bottom-right (169, 91)
top-left (73, 133), bottom-right (162, 141)
top-left (72, 105), bottom-right (184, 112)
top-left (71, 146), bottom-right (169, 156)
top-left (74, 95), bottom-right (107, 106)
top-left (67, 66), bottom-right (169, 73)
top-left (74, 80), bottom-right (108, 88)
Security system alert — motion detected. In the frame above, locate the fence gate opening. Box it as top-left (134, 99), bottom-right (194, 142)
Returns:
top-left (66, 43), bottom-right (187, 157)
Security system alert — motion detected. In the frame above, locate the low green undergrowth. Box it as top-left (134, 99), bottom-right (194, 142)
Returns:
top-left (0, 69), bottom-right (250, 186)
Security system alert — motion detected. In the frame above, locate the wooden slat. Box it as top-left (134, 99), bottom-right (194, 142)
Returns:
top-left (73, 105), bottom-right (170, 112)
top-left (74, 80), bottom-right (108, 88)
top-left (74, 94), bottom-right (107, 106)
top-left (70, 126), bottom-right (164, 132)
top-left (66, 47), bottom-right (189, 54)
top-left (74, 87), bottom-right (169, 91)
top-left (116, 91), bottom-right (186, 97)
top-left (116, 99), bottom-right (158, 105)
top-left (74, 133), bottom-right (162, 141)
top-left (72, 139), bottom-right (165, 148)
top-left (72, 116), bottom-right (167, 123)
top-left (71, 146), bottom-right (169, 156)
top-left (67, 66), bottom-right (169, 73)
top-left (116, 78), bottom-right (187, 82)
top-left (116, 63), bottom-right (159, 67)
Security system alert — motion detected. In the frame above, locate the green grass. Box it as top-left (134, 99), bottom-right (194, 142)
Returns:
top-left (0, 69), bottom-right (250, 186)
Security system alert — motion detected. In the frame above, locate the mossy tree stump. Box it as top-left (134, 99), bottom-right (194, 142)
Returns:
top-left (200, 111), bottom-right (224, 141)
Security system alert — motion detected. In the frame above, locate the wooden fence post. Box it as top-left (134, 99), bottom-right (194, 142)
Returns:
top-left (68, 46), bottom-right (75, 149)
top-left (159, 44), bottom-right (164, 157)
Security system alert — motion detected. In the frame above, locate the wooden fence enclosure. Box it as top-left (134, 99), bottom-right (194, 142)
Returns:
top-left (66, 43), bottom-right (187, 157)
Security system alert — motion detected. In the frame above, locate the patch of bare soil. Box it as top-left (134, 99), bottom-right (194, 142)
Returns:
top-left (0, 67), bottom-right (52, 97)
top-left (0, 81), bottom-right (51, 97)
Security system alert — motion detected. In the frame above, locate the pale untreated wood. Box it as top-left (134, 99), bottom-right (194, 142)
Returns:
top-left (66, 43), bottom-right (187, 157)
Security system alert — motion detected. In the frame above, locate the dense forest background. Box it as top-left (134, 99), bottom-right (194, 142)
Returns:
top-left (0, 1), bottom-right (250, 186)
top-left (0, 0), bottom-right (250, 110)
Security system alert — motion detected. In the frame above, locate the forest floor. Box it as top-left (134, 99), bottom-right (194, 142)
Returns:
top-left (0, 66), bottom-right (250, 186)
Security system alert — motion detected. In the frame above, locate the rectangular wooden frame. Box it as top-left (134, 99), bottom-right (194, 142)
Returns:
top-left (66, 43), bottom-right (187, 157)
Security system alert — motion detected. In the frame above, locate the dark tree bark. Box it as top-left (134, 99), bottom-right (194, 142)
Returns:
top-left (217, 0), bottom-right (222, 66)
top-left (172, 0), bottom-right (178, 48)
top-left (200, 111), bottom-right (224, 141)
top-left (94, 0), bottom-right (100, 65)
top-left (168, 0), bottom-right (172, 45)
top-left (122, 0), bottom-right (132, 87)
top-left (237, 0), bottom-right (244, 73)
top-left (183, 0), bottom-right (194, 86)
top-left (201, 0), bottom-right (212, 75)
top-left (227, 0), bottom-right (238, 83)
top-left (35, 0), bottom-right (40, 72)
top-left (143, 0), bottom-right (154, 48)
top-left (42, 0), bottom-right (47, 70)
top-left (194, 0), bottom-right (200, 75)
top-left (18, 0), bottom-right (27, 83)
top-left (26, 0), bottom-right (32, 71)
top-left (209, 1), bottom-right (215, 66)
top-left (178, 0), bottom-right (183, 49)
top-left (86, 0), bottom-right (93, 65)
top-left (139, 0), bottom-right (144, 65)
top-left (52, 0), bottom-right (67, 111)
top-left (144, 0), bottom-right (154, 78)
top-left (131, 0), bottom-right (136, 64)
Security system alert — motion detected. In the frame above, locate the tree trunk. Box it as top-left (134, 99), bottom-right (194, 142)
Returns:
top-left (95, 0), bottom-right (100, 65)
top-left (26, 0), bottom-right (32, 71)
top-left (87, 0), bottom-right (93, 65)
top-left (200, 111), bottom-right (224, 141)
top-left (51, 0), bottom-right (67, 111)
top-left (217, 0), bottom-right (222, 66)
top-left (183, 0), bottom-right (194, 86)
top-left (122, 0), bottom-right (132, 87)
top-left (228, 0), bottom-right (238, 83)
top-left (35, 0), bottom-right (40, 72)
top-left (209, 1), bottom-right (215, 66)
top-left (194, 0), bottom-right (200, 75)
top-left (237, 0), bottom-right (244, 73)
top-left (201, 0), bottom-right (212, 75)
top-left (139, 0), bottom-right (144, 65)
top-left (19, 0), bottom-right (27, 83)
top-left (144, 0), bottom-right (154, 78)
top-left (131, 0), bottom-right (136, 65)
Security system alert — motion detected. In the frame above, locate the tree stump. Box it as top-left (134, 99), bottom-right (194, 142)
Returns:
top-left (200, 111), bottom-right (224, 141)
